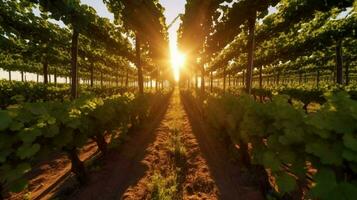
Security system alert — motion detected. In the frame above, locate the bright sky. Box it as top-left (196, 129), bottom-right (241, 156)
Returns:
top-left (159, 0), bottom-right (186, 47)
top-left (81, 0), bottom-right (114, 21)
top-left (159, 0), bottom-right (186, 81)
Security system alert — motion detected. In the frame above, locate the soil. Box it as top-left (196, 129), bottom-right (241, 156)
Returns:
top-left (8, 140), bottom-right (100, 200)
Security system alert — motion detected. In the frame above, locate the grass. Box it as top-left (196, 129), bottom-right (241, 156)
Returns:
top-left (148, 172), bottom-right (178, 200)
top-left (23, 192), bottom-right (31, 200)
top-left (167, 128), bottom-right (187, 166)
top-left (147, 128), bottom-right (187, 200)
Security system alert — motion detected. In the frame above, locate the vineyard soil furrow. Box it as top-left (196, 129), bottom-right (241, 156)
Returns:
top-left (123, 89), bottom-right (218, 199)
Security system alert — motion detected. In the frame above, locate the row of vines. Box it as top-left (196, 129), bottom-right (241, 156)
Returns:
top-left (178, 0), bottom-right (357, 199)
top-left (0, 0), bottom-right (172, 199)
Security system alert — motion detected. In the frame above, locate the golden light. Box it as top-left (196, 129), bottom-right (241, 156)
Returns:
top-left (170, 46), bottom-right (186, 82)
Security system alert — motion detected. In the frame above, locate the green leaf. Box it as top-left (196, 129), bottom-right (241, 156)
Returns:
top-left (67, 118), bottom-right (81, 129)
top-left (0, 150), bottom-right (11, 163)
top-left (36, 121), bottom-right (47, 128)
top-left (29, 104), bottom-right (47, 115)
top-left (289, 159), bottom-right (307, 178)
top-left (16, 143), bottom-right (41, 159)
top-left (350, 163), bottom-right (357, 174)
top-left (0, 134), bottom-right (14, 149)
top-left (279, 151), bottom-right (296, 163)
top-left (47, 116), bottom-right (56, 125)
top-left (312, 182), bottom-right (357, 200)
top-left (276, 173), bottom-right (297, 194)
top-left (10, 95), bottom-right (25, 103)
top-left (18, 128), bottom-right (42, 143)
top-left (262, 151), bottom-right (281, 171)
top-left (305, 141), bottom-right (343, 165)
top-left (334, 182), bottom-right (357, 200)
top-left (44, 124), bottom-right (60, 138)
top-left (9, 177), bottom-right (28, 192)
top-left (267, 135), bottom-right (279, 147)
top-left (280, 126), bottom-right (304, 144)
top-left (1, 163), bottom-right (31, 182)
top-left (343, 149), bottom-right (357, 162)
top-left (10, 121), bottom-right (24, 131)
top-left (0, 110), bottom-right (12, 131)
top-left (311, 169), bottom-right (337, 199)
top-left (73, 131), bottom-right (88, 147)
top-left (53, 128), bottom-right (73, 147)
top-left (343, 134), bottom-right (357, 152)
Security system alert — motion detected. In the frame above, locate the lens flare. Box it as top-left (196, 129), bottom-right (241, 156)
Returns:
top-left (170, 47), bottom-right (185, 82)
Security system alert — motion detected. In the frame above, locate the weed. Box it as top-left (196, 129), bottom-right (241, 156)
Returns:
top-left (148, 172), bottom-right (178, 200)
top-left (167, 128), bottom-right (187, 164)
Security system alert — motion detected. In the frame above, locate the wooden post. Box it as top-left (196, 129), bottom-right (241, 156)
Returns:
top-left (136, 33), bottom-right (144, 94)
top-left (345, 63), bottom-right (350, 85)
top-left (245, 10), bottom-right (257, 94)
top-left (223, 68), bottom-right (226, 92)
top-left (336, 40), bottom-right (343, 84)
top-left (71, 28), bottom-right (79, 99)
top-left (201, 65), bottom-right (205, 95)
top-left (90, 62), bottom-right (94, 87)
top-left (259, 66), bottom-right (263, 89)
top-left (316, 69), bottom-right (320, 88)
top-left (43, 60), bottom-right (48, 84)
top-left (54, 68), bottom-right (57, 85)
top-left (210, 71), bottom-right (213, 92)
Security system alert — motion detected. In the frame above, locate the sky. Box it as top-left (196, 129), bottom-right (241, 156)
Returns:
top-left (159, 0), bottom-right (186, 49)
top-left (81, 0), bottom-right (114, 21)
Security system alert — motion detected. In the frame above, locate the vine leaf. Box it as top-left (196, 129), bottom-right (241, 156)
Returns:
top-left (0, 110), bottom-right (12, 131)
top-left (16, 143), bottom-right (41, 159)
top-left (276, 173), bottom-right (297, 194)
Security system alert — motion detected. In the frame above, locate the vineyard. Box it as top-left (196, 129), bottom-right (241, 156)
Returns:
top-left (0, 0), bottom-right (357, 200)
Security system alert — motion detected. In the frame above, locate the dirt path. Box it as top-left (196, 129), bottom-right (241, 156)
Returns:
top-left (62, 88), bottom-right (262, 200)
top-left (122, 89), bottom-right (218, 199)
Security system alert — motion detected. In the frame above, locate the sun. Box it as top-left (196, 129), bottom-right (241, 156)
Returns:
top-left (170, 47), bottom-right (186, 82)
